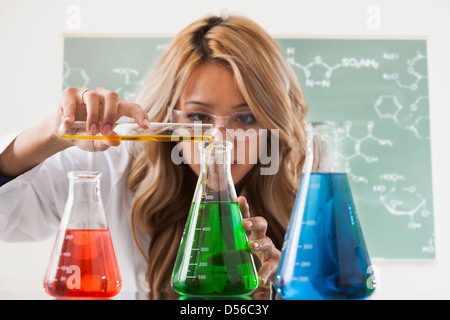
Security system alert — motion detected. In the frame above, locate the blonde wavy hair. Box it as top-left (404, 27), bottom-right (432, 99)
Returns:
top-left (128, 13), bottom-right (308, 293)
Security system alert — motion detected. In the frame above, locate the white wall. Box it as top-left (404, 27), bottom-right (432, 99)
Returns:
top-left (1, 0), bottom-right (449, 299)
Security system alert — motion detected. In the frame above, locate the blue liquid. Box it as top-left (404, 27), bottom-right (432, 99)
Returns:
top-left (276, 173), bottom-right (375, 300)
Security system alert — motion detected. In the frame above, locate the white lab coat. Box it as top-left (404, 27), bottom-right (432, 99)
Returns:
top-left (0, 132), bottom-right (150, 294)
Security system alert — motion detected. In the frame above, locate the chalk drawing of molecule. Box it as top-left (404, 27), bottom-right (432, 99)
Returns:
top-left (422, 234), bottom-right (435, 254)
top-left (373, 173), bottom-right (431, 228)
top-left (373, 95), bottom-right (430, 139)
top-left (285, 47), bottom-right (379, 88)
top-left (382, 51), bottom-right (427, 91)
top-left (404, 116), bottom-right (430, 140)
top-left (62, 61), bottom-right (90, 88)
top-left (113, 67), bottom-right (142, 102)
top-left (324, 121), bottom-right (393, 184)
top-left (113, 42), bottom-right (169, 101)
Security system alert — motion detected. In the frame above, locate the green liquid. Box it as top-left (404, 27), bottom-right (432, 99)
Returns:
top-left (171, 202), bottom-right (259, 296)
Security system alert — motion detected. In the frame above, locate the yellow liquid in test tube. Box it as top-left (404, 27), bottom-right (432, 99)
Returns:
top-left (61, 134), bottom-right (212, 143)
top-left (59, 121), bottom-right (214, 143)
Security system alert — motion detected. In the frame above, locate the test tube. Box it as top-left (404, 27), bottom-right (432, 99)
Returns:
top-left (59, 120), bottom-right (214, 143)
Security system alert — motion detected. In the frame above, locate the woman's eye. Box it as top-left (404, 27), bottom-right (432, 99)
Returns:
top-left (187, 112), bottom-right (211, 122)
top-left (236, 113), bottom-right (257, 124)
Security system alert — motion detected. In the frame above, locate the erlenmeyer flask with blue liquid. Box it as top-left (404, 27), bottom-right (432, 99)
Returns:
top-left (275, 121), bottom-right (376, 300)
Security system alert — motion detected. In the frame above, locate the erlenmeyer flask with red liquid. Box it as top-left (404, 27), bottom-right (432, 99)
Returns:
top-left (44, 171), bottom-right (122, 298)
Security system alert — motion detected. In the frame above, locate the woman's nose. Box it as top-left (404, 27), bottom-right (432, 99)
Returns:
top-left (212, 125), bottom-right (228, 142)
top-left (213, 116), bottom-right (229, 129)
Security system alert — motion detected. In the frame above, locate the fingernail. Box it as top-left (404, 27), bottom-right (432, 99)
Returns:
top-left (243, 220), bottom-right (253, 229)
top-left (251, 240), bottom-right (260, 250)
top-left (63, 116), bottom-right (73, 124)
top-left (143, 118), bottom-right (150, 128)
top-left (90, 123), bottom-right (97, 135)
top-left (259, 276), bottom-right (267, 285)
top-left (102, 124), bottom-right (111, 136)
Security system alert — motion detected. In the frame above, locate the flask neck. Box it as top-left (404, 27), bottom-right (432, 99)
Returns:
top-left (68, 178), bottom-right (102, 204)
top-left (199, 143), bottom-right (232, 175)
top-left (307, 121), bottom-right (347, 173)
top-left (62, 171), bottom-right (107, 230)
top-left (197, 141), bottom-right (236, 202)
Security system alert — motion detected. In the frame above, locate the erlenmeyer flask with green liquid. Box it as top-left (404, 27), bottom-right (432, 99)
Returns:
top-left (171, 141), bottom-right (259, 296)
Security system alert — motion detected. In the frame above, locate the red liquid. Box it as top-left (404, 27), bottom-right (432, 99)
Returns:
top-left (44, 229), bottom-right (122, 298)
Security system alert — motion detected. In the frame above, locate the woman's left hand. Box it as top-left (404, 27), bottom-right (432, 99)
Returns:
top-left (238, 196), bottom-right (281, 286)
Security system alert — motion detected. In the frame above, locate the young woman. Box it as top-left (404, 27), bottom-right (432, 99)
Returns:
top-left (0, 13), bottom-right (307, 295)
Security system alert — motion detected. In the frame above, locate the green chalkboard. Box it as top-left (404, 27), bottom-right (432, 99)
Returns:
top-left (63, 36), bottom-right (434, 259)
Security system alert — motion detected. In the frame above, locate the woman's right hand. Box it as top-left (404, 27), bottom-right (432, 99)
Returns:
top-left (55, 87), bottom-right (150, 152)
